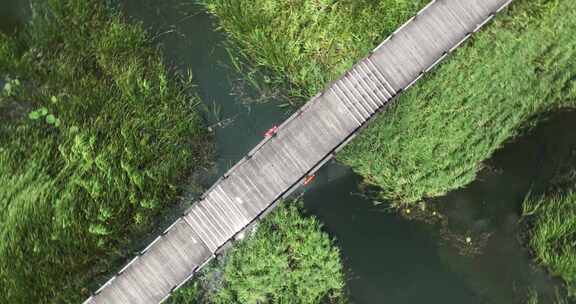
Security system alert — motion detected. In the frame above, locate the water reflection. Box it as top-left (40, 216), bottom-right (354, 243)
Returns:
top-left (432, 111), bottom-right (576, 303)
top-left (304, 163), bottom-right (479, 303)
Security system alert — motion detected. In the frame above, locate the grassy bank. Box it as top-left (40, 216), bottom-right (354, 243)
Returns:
top-left (169, 203), bottom-right (347, 304)
top-left (202, 0), bottom-right (426, 104)
top-left (0, 0), bottom-right (211, 302)
top-left (202, 0), bottom-right (576, 205)
top-left (522, 148), bottom-right (576, 299)
top-left (523, 191), bottom-right (576, 298)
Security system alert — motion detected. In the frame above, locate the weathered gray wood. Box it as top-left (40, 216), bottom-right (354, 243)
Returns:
top-left (328, 86), bottom-right (366, 125)
top-left (363, 58), bottom-right (397, 95)
top-left (220, 178), bottom-right (262, 218)
top-left (85, 1), bottom-right (512, 303)
top-left (349, 69), bottom-right (385, 107)
top-left (334, 80), bottom-right (372, 118)
top-left (86, 222), bottom-right (210, 304)
top-left (354, 63), bottom-right (392, 102)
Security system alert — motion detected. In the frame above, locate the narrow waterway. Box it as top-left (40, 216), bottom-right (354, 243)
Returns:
top-left (1, 0), bottom-right (569, 303)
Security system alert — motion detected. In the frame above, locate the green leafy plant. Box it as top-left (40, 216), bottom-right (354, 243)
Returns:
top-left (2, 78), bottom-right (20, 96)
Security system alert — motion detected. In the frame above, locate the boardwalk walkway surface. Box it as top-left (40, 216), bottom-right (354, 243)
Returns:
top-left (85, 0), bottom-right (513, 302)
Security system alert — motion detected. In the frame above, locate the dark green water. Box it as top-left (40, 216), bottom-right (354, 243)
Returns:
top-left (0, 0), bottom-right (27, 34)
top-left (1, 1), bottom-right (570, 303)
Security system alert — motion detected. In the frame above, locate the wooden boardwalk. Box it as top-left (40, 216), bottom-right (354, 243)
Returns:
top-left (84, 0), bottom-right (513, 303)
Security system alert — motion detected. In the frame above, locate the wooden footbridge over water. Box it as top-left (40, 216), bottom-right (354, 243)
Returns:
top-left (85, 0), bottom-right (513, 302)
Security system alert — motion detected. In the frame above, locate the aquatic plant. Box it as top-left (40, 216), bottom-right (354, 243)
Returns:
top-left (169, 203), bottom-right (347, 304)
top-left (0, 0), bottom-right (211, 302)
top-left (523, 191), bottom-right (576, 298)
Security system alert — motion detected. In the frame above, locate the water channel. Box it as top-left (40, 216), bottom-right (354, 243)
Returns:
top-left (1, 0), bottom-right (570, 303)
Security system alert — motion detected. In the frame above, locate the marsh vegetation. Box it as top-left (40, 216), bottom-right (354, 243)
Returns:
top-left (0, 0), bottom-right (211, 301)
top-left (201, 0), bottom-right (427, 105)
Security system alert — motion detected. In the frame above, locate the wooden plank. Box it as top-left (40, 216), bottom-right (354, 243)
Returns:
top-left (234, 164), bottom-right (270, 202)
top-left (332, 81), bottom-right (371, 119)
top-left (241, 158), bottom-right (282, 200)
top-left (194, 202), bottom-right (228, 244)
top-left (357, 60), bottom-right (393, 101)
top-left (335, 79), bottom-right (372, 117)
top-left (425, 2), bottom-right (468, 37)
top-left (283, 113), bottom-right (335, 156)
top-left (184, 208), bottom-right (219, 251)
top-left (327, 87), bottom-right (365, 125)
top-left (298, 115), bottom-right (341, 153)
top-left (471, 0), bottom-right (497, 13)
top-left (313, 94), bottom-right (359, 136)
top-left (250, 149), bottom-right (293, 190)
top-left (267, 135), bottom-right (309, 173)
top-left (209, 186), bottom-right (248, 229)
top-left (220, 177), bottom-right (262, 218)
top-left (371, 43), bottom-right (413, 90)
top-left (256, 143), bottom-right (304, 186)
top-left (342, 73), bottom-right (379, 112)
top-left (349, 67), bottom-right (386, 107)
top-left (406, 15), bottom-right (453, 53)
top-left (304, 94), bottom-right (353, 137)
top-left (452, 0), bottom-right (488, 22)
top-left (388, 34), bottom-right (428, 74)
top-left (363, 57), bottom-right (397, 95)
top-left (215, 183), bottom-right (251, 222)
top-left (234, 162), bottom-right (276, 213)
top-left (390, 36), bottom-right (428, 77)
top-left (91, 222), bottom-right (211, 303)
top-left (201, 197), bottom-right (237, 235)
top-left (397, 26), bottom-right (441, 65)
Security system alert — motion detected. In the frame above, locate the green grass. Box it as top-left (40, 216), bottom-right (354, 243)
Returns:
top-left (0, 0), bottom-right (211, 302)
top-left (524, 287), bottom-right (569, 304)
top-left (523, 191), bottom-right (576, 298)
top-left (169, 203), bottom-right (347, 304)
top-left (522, 147), bottom-right (576, 299)
top-left (203, 0), bottom-right (576, 204)
top-left (202, 0), bottom-right (427, 104)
